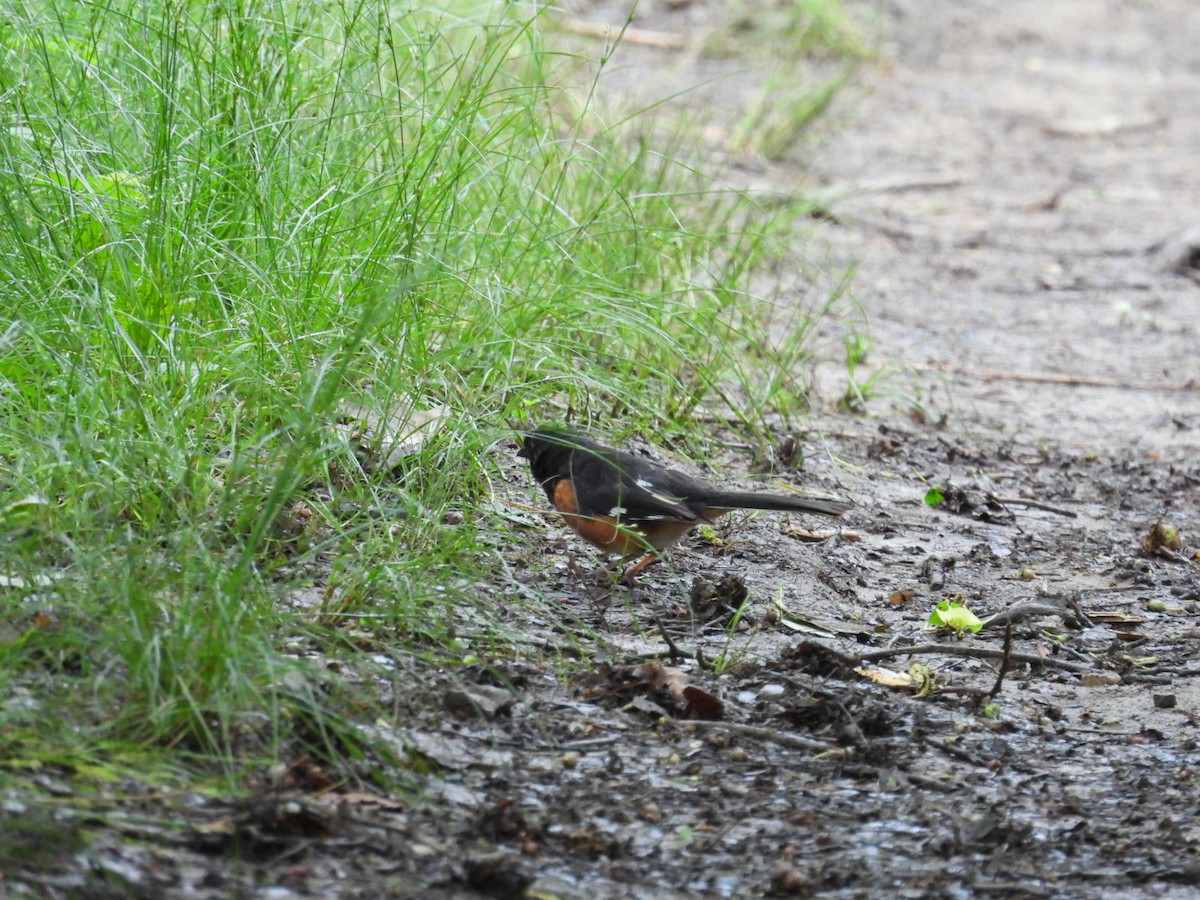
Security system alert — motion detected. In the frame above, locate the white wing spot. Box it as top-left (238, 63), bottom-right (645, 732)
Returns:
top-left (609, 506), bottom-right (627, 517)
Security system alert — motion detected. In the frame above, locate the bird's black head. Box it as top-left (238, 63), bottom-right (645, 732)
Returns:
top-left (516, 426), bottom-right (594, 480)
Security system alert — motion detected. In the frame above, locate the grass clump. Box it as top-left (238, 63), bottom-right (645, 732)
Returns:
top-left (0, 0), bottom-right (854, 783)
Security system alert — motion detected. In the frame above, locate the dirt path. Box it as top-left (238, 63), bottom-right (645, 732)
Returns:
top-left (468, 3), bottom-right (1200, 896)
top-left (429, 5), bottom-right (1200, 897)
top-left (352, 5), bottom-right (1200, 897)
top-left (807, 0), bottom-right (1200, 461)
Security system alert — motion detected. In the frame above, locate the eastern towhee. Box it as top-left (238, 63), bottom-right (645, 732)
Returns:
top-left (518, 426), bottom-right (851, 582)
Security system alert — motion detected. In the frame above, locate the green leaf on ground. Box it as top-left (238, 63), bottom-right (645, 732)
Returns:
top-left (928, 598), bottom-right (983, 634)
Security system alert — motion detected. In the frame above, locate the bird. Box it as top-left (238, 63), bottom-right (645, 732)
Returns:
top-left (517, 426), bottom-right (850, 583)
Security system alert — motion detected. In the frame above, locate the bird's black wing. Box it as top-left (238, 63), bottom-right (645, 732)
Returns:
top-left (567, 447), bottom-right (707, 523)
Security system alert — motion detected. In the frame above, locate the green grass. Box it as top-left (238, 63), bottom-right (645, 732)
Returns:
top-left (710, 0), bottom-right (869, 160)
top-left (0, 0), bottom-right (858, 787)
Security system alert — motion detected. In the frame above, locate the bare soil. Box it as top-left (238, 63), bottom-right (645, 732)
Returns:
top-left (11, 2), bottom-right (1199, 898)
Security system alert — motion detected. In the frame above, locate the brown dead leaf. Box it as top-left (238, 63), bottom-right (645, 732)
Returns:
top-left (889, 588), bottom-right (916, 606)
top-left (631, 663), bottom-right (724, 720)
top-left (681, 685), bottom-right (724, 720)
top-left (633, 662), bottom-right (687, 697)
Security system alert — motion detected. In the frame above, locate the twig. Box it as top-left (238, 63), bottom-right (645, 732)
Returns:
top-left (995, 497), bottom-right (1078, 518)
top-left (856, 642), bottom-right (1093, 674)
top-left (983, 600), bottom-right (1071, 628)
top-left (1046, 641), bottom-right (1096, 664)
top-left (919, 733), bottom-right (989, 767)
top-left (827, 173), bottom-right (966, 195)
top-left (913, 361), bottom-right (1197, 393)
top-left (1069, 596), bottom-right (1093, 627)
top-left (1152, 546), bottom-right (1192, 564)
top-left (989, 621), bottom-right (1014, 697)
top-left (655, 617), bottom-right (689, 663)
top-left (1134, 666), bottom-right (1200, 678)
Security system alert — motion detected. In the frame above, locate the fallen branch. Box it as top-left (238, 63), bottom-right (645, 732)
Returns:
top-left (989, 621), bottom-right (1014, 697)
top-left (1119, 673), bottom-right (1174, 685)
top-left (983, 600), bottom-right (1073, 628)
top-left (1134, 665), bottom-right (1200, 678)
top-left (995, 497), bottom-right (1078, 518)
top-left (857, 642), bottom-right (1093, 674)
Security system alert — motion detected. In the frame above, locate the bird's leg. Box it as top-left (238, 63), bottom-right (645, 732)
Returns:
top-left (620, 551), bottom-right (661, 587)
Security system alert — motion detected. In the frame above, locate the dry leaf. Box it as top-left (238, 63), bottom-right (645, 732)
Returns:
top-left (337, 400), bottom-right (448, 472)
top-left (1089, 611), bottom-right (1149, 626)
top-left (855, 666), bottom-right (914, 688)
top-left (631, 663), bottom-right (724, 720)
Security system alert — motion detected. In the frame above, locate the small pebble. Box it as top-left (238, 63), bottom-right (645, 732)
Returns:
top-left (1153, 694), bottom-right (1177, 709)
top-left (638, 802), bottom-right (663, 823)
top-left (559, 752), bottom-right (580, 769)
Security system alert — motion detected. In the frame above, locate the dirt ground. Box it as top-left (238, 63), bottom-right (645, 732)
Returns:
top-left (407, 2), bottom-right (1200, 897)
top-left (13, 2), bottom-right (1199, 898)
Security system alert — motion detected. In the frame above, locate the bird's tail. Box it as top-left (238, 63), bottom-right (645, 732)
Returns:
top-left (703, 491), bottom-right (851, 517)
